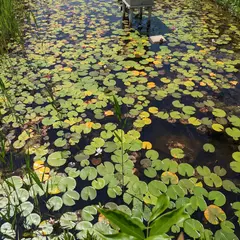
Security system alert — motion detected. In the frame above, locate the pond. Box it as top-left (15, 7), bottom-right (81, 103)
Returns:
top-left (0, 0), bottom-right (240, 239)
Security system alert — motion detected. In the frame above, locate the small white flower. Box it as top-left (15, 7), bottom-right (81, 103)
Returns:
top-left (95, 147), bottom-right (102, 156)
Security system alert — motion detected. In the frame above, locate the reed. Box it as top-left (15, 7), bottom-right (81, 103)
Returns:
top-left (215, 0), bottom-right (240, 16)
top-left (0, 0), bottom-right (37, 54)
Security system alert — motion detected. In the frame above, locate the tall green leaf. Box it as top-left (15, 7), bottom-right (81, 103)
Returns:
top-left (98, 208), bottom-right (145, 239)
top-left (150, 206), bottom-right (189, 236)
top-left (149, 194), bottom-right (169, 223)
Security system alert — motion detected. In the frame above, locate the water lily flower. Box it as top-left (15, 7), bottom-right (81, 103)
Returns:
top-left (95, 147), bottom-right (102, 156)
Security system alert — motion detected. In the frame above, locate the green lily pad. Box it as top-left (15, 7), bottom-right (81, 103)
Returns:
top-left (203, 143), bottom-right (215, 153)
top-left (183, 219), bottom-right (204, 239)
top-left (47, 196), bottom-right (63, 211)
top-left (170, 148), bottom-right (185, 159)
top-left (62, 190), bottom-right (80, 206)
top-left (81, 186), bottom-right (97, 201)
top-left (47, 151), bottom-right (67, 167)
top-left (208, 191), bottom-right (226, 206)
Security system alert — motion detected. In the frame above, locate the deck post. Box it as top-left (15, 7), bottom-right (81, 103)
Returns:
top-left (147, 7), bottom-right (152, 28)
top-left (122, 2), bottom-right (126, 19)
top-left (129, 8), bottom-right (133, 27)
top-left (139, 7), bottom-right (143, 21)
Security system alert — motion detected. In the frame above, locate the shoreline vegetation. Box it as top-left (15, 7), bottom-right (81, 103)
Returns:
top-left (0, 0), bottom-right (36, 54)
top-left (215, 0), bottom-right (240, 16)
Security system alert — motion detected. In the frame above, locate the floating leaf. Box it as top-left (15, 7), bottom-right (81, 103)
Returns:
top-left (178, 163), bottom-right (194, 177)
top-left (62, 190), bottom-right (80, 206)
top-left (212, 123), bottom-right (224, 132)
top-left (46, 196), bottom-right (63, 211)
top-left (183, 219), bottom-right (204, 239)
top-left (81, 186), bottom-right (97, 201)
top-left (47, 151), bottom-right (67, 167)
top-left (170, 148), bottom-right (185, 159)
top-left (208, 191), bottom-right (226, 206)
top-left (204, 205), bottom-right (226, 225)
top-left (212, 108), bottom-right (226, 118)
top-left (203, 143), bottom-right (215, 153)
top-left (92, 178), bottom-right (106, 190)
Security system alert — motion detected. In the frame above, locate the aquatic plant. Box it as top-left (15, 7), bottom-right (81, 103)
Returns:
top-left (98, 194), bottom-right (189, 239)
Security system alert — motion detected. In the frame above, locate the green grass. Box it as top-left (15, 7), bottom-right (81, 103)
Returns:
top-left (0, 0), bottom-right (36, 54)
top-left (215, 0), bottom-right (240, 16)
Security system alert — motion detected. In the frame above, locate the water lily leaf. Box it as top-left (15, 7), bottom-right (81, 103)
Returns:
top-left (148, 180), bottom-right (167, 197)
top-left (213, 166), bottom-right (227, 176)
top-left (156, 112), bottom-right (169, 119)
top-left (62, 190), bottom-right (80, 206)
top-left (166, 185), bottom-right (186, 200)
top-left (212, 123), bottom-right (224, 132)
top-left (0, 197), bottom-right (8, 209)
top-left (104, 141), bottom-right (118, 153)
top-left (13, 139), bottom-right (25, 149)
top-left (170, 111), bottom-right (181, 119)
top-left (10, 188), bottom-right (29, 205)
top-left (80, 166), bottom-right (97, 180)
top-left (105, 123), bottom-right (117, 131)
top-left (25, 213), bottom-right (41, 228)
top-left (170, 148), bottom-right (184, 159)
top-left (212, 108), bottom-right (226, 118)
top-left (92, 137), bottom-right (105, 148)
top-left (222, 180), bottom-right (239, 192)
top-left (58, 177), bottom-right (76, 192)
top-left (220, 220), bottom-right (235, 233)
top-left (214, 230), bottom-right (238, 240)
top-left (188, 117), bottom-right (201, 126)
top-left (0, 222), bottom-right (16, 239)
top-left (190, 195), bottom-right (207, 211)
top-left (196, 166), bottom-right (211, 176)
top-left (108, 186), bottom-right (122, 198)
top-left (60, 212), bottom-right (78, 229)
top-left (42, 117), bottom-right (55, 126)
top-left (230, 161), bottom-right (240, 173)
top-left (208, 191), bottom-right (226, 206)
top-left (183, 219), bottom-right (204, 239)
top-left (97, 162), bottom-right (114, 176)
top-left (204, 173), bottom-right (222, 187)
top-left (144, 167), bottom-right (157, 178)
top-left (5, 176), bottom-right (23, 190)
top-left (182, 106), bottom-right (196, 115)
top-left (84, 145), bottom-right (96, 155)
top-left (161, 172), bottom-right (179, 185)
top-left (178, 163), bottom-right (194, 177)
top-left (38, 220), bottom-right (53, 235)
top-left (54, 138), bottom-right (67, 147)
top-left (81, 186), bottom-right (97, 201)
top-left (146, 150), bottom-right (159, 160)
top-left (232, 151), bottom-right (240, 162)
top-left (228, 115), bottom-right (240, 127)
top-left (81, 206), bottom-right (97, 221)
top-left (203, 143), bottom-right (215, 153)
top-left (47, 151), bottom-right (67, 167)
top-left (226, 127), bottom-right (240, 140)
top-left (161, 159), bottom-right (178, 173)
top-left (46, 196), bottom-right (63, 211)
top-left (92, 178), bottom-right (106, 190)
top-left (20, 201), bottom-right (34, 217)
top-left (76, 221), bottom-right (93, 231)
top-left (204, 205), bottom-right (226, 225)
